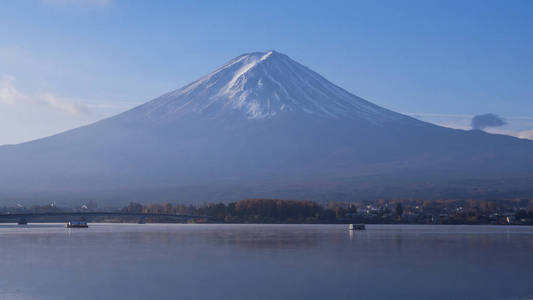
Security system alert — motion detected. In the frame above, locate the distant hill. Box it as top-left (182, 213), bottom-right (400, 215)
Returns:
top-left (1, 51), bottom-right (532, 206)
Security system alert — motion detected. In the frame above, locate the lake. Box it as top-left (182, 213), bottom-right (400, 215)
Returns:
top-left (0, 224), bottom-right (532, 300)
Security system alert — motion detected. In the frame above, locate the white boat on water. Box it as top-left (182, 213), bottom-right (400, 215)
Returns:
top-left (66, 221), bottom-right (88, 228)
top-left (348, 224), bottom-right (366, 230)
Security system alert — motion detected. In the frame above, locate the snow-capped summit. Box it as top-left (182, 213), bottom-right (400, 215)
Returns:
top-left (1, 50), bottom-right (533, 206)
top-left (133, 50), bottom-right (407, 122)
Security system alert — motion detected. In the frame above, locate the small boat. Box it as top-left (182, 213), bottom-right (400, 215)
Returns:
top-left (348, 224), bottom-right (365, 230)
top-left (66, 221), bottom-right (88, 228)
top-left (17, 219), bottom-right (28, 225)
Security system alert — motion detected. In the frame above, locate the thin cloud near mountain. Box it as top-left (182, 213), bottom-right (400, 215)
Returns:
top-left (0, 76), bottom-right (90, 116)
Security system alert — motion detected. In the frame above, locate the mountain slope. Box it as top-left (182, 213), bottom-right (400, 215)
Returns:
top-left (1, 51), bottom-right (532, 205)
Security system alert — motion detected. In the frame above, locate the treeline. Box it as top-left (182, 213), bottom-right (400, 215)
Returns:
top-left (4, 198), bottom-right (532, 225)
top-left (122, 199), bottom-right (336, 223)
top-left (121, 198), bottom-right (533, 225)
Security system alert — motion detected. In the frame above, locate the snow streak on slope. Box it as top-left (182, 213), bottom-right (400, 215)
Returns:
top-left (133, 51), bottom-right (409, 122)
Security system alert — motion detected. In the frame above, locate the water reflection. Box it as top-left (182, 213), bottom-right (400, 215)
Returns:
top-left (0, 224), bottom-right (532, 300)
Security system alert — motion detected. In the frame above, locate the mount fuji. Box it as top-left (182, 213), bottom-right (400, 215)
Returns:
top-left (1, 51), bottom-right (533, 205)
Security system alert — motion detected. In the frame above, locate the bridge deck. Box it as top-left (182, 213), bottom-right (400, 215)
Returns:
top-left (0, 212), bottom-right (210, 222)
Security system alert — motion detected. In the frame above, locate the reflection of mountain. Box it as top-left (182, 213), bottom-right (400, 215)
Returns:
top-left (1, 51), bottom-right (532, 205)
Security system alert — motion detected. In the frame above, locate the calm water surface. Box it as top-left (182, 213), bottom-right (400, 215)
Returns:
top-left (0, 224), bottom-right (532, 300)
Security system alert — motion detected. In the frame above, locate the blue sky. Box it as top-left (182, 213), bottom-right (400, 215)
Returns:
top-left (1, 0), bottom-right (532, 144)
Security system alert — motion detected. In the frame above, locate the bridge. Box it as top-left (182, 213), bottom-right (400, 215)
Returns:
top-left (0, 212), bottom-right (211, 225)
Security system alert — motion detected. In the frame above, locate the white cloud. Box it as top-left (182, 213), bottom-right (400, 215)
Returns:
top-left (409, 112), bottom-right (533, 140)
top-left (0, 76), bottom-right (90, 115)
top-left (40, 92), bottom-right (90, 115)
top-left (0, 76), bottom-right (25, 105)
top-left (0, 75), bottom-right (139, 145)
top-left (0, 76), bottom-right (96, 145)
top-left (0, 67), bottom-right (143, 145)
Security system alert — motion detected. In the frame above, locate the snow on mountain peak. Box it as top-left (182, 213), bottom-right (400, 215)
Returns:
top-left (135, 51), bottom-right (407, 122)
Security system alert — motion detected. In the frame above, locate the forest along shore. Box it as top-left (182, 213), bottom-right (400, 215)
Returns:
top-left (2, 198), bottom-right (533, 225)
